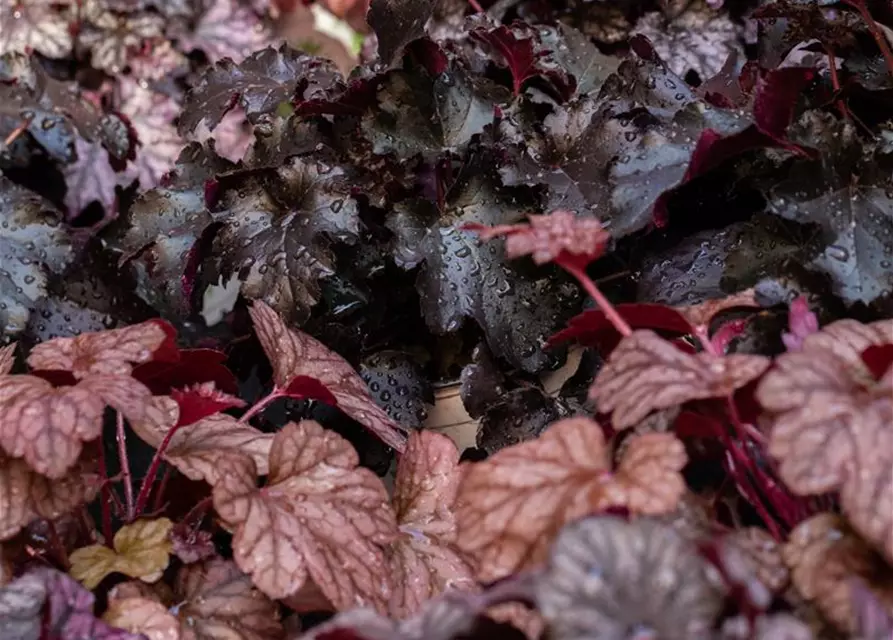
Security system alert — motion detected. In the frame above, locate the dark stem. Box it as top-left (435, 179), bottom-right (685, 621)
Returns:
top-left (467, 0), bottom-right (485, 13)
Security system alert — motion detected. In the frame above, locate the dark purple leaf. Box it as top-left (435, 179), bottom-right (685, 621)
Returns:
top-left (471, 22), bottom-right (574, 99)
top-left (0, 176), bottom-right (75, 336)
top-left (106, 178), bottom-right (213, 320)
top-left (178, 44), bottom-right (344, 137)
top-left (359, 350), bottom-right (433, 429)
top-left (768, 112), bottom-right (893, 306)
top-left (367, 0), bottom-right (438, 68)
top-left (207, 155), bottom-right (360, 324)
top-left (359, 63), bottom-right (506, 162)
top-left (386, 153), bottom-right (577, 372)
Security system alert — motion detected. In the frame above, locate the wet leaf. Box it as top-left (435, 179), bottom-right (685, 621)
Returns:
top-left (211, 421), bottom-right (398, 608)
top-left (470, 23), bottom-right (573, 99)
top-left (0, 567), bottom-right (144, 640)
top-left (175, 557), bottom-right (284, 640)
top-left (131, 399), bottom-right (273, 485)
top-left (367, 0), bottom-right (437, 68)
top-left (455, 417), bottom-right (687, 581)
top-left (249, 300), bottom-right (408, 451)
top-left (209, 157), bottom-right (360, 324)
top-left (0, 452), bottom-right (98, 541)
top-left (105, 145), bottom-right (217, 320)
top-left (387, 156), bottom-right (573, 373)
top-left (632, 6), bottom-right (742, 82)
top-left (359, 351), bottom-right (433, 429)
top-left (0, 176), bottom-right (75, 336)
top-left (536, 516), bottom-right (725, 640)
top-left (26, 318), bottom-right (175, 379)
top-left (0, 373), bottom-right (155, 477)
top-left (768, 113), bottom-right (893, 306)
top-left (465, 210), bottom-right (610, 271)
top-left (70, 518), bottom-right (174, 590)
top-left (179, 44), bottom-right (343, 136)
top-left (359, 64), bottom-right (505, 162)
top-left (589, 330), bottom-right (770, 430)
top-left (388, 431), bottom-right (475, 618)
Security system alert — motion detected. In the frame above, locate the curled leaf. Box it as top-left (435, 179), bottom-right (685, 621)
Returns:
top-left (590, 329), bottom-right (770, 429)
top-left (455, 417), bottom-right (687, 581)
top-left (249, 300), bottom-right (407, 451)
top-left (69, 518), bottom-right (174, 590)
top-left (212, 421), bottom-right (398, 609)
top-left (0, 343), bottom-right (15, 375)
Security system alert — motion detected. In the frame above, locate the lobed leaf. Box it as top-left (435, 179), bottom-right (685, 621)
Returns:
top-left (589, 329), bottom-right (770, 430)
top-left (69, 518), bottom-right (174, 590)
top-left (212, 421), bottom-right (398, 609)
top-left (388, 431), bottom-right (475, 618)
top-left (455, 416), bottom-right (687, 581)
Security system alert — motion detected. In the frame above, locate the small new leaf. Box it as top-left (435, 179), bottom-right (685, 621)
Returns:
top-left (69, 518), bottom-right (174, 590)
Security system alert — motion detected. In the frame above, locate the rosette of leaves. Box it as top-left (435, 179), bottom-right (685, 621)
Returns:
top-left (386, 149), bottom-right (576, 372)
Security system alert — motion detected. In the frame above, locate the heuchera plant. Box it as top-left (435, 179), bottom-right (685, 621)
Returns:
top-left (1, 0), bottom-right (893, 638)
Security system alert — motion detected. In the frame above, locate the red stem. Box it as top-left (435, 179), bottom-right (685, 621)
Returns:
top-left (467, 0), bottom-right (485, 13)
top-left (239, 389), bottom-right (284, 423)
top-left (116, 412), bottom-right (134, 522)
top-left (132, 422), bottom-right (183, 519)
top-left (152, 466), bottom-right (172, 514)
top-left (845, 0), bottom-right (893, 78)
top-left (96, 441), bottom-right (114, 546)
top-left (561, 263), bottom-right (632, 337)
